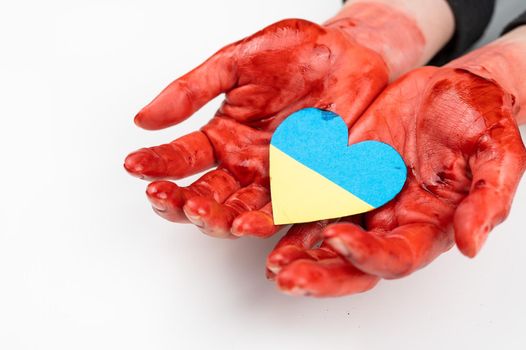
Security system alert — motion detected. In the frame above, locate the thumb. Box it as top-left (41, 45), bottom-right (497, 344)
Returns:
top-left (454, 117), bottom-right (526, 257)
top-left (135, 45), bottom-right (238, 130)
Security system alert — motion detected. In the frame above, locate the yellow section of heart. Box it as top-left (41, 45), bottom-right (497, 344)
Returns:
top-left (269, 145), bottom-right (374, 225)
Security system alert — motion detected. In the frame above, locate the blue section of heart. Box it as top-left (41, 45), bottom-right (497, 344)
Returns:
top-left (270, 107), bottom-right (407, 207)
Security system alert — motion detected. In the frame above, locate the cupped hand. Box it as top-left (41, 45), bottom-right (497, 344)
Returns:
top-left (124, 18), bottom-right (389, 237)
top-left (269, 67), bottom-right (526, 296)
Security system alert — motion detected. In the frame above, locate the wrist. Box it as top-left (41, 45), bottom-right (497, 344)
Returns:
top-left (447, 25), bottom-right (526, 124)
top-left (326, 0), bottom-right (454, 80)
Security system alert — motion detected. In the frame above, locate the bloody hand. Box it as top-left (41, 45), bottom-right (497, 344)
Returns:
top-left (269, 66), bottom-right (526, 296)
top-left (123, 4), bottom-right (427, 237)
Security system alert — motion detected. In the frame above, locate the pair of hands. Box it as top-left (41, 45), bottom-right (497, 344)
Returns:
top-left (124, 18), bottom-right (526, 297)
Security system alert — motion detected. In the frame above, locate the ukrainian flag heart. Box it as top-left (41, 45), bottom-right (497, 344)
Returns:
top-left (270, 108), bottom-right (407, 225)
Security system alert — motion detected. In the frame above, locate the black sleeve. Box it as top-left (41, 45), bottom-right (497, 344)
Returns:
top-left (502, 10), bottom-right (526, 35)
top-left (342, 0), bottom-right (495, 66)
top-left (428, 0), bottom-right (495, 65)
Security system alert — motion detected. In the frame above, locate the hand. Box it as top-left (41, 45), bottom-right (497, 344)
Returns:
top-left (124, 1), bottom-right (453, 238)
top-left (124, 17), bottom-right (393, 238)
top-left (268, 66), bottom-right (526, 297)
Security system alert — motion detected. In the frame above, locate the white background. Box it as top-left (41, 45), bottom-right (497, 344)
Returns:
top-left (1, 0), bottom-right (526, 349)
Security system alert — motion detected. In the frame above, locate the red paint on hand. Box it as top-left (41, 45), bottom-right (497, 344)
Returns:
top-left (270, 67), bottom-right (526, 296)
top-left (125, 18), bottom-right (391, 237)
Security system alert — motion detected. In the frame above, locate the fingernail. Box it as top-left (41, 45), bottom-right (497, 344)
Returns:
top-left (183, 199), bottom-right (211, 226)
top-left (124, 149), bottom-right (165, 177)
top-left (232, 212), bottom-right (275, 238)
top-left (326, 237), bottom-right (351, 256)
top-left (134, 109), bottom-right (146, 124)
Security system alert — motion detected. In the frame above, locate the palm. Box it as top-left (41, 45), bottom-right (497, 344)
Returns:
top-left (125, 19), bottom-right (388, 237)
top-left (269, 67), bottom-right (526, 296)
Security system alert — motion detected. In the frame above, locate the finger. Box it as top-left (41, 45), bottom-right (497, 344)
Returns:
top-left (124, 131), bottom-right (215, 180)
top-left (135, 46), bottom-right (238, 130)
top-left (454, 119), bottom-right (526, 257)
top-left (274, 221), bottom-right (330, 249)
top-left (267, 247), bottom-right (337, 280)
top-left (275, 258), bottom-right (380, 297)
top-left (146, 181), bottom-right (190, 223)
top-left (231, 203), bottom-right (280, 238)
top-left (220, 85), bottom-right (288, 123)
top-left (146, 169), bottom-right (240, 223)
top-left (220, 85), bottom-right (270, 122)
top-left (183, 184), bottom-right (269, 238)
top-left (266, 221), bottom-right (330, 277)
top-left (324, 222), bottom-right (453, 279)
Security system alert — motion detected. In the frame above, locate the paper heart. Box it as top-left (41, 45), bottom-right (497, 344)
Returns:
top-left (270, 108), bottom-right (407, 224)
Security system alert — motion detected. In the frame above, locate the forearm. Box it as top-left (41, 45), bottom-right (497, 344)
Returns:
top-left (447, 26), bottom-right (526, 124)
top-left (326, 0), bottom-right (454, 80)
